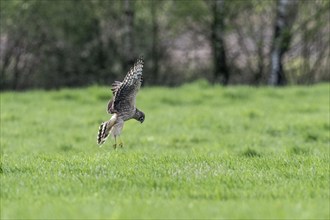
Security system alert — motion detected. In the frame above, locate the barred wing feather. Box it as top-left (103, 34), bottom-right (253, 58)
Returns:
top-left (110, 58), bottom-right (144, 114)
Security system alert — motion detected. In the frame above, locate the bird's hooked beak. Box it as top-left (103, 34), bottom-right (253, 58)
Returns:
top-left (140, 117), bottom-right (145, 124)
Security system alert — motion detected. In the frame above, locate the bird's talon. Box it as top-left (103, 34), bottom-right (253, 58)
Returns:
top-left (113, 144), bottom-right (117, 149)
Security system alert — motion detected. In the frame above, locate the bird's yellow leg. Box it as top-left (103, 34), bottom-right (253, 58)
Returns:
top-left (113, 136), bottom-right (117, 149)
top-left (118, 137), bottom-right (124, 148)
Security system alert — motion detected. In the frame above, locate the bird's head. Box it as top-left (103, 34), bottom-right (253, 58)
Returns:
top-left (134, 109), bottom-right (145, 123)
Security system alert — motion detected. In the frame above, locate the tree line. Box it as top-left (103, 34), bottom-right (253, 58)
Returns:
top-left (0, 0), bottom-right (329, 90)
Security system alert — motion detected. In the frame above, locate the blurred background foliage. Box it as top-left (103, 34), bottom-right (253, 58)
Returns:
top-left (0, 0), bottom-right (329, 90)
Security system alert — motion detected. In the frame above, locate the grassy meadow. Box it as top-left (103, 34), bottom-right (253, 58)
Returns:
top-left (1, 81), bottom-right (329, 219)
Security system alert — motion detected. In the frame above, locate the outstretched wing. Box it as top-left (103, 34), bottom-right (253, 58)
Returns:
top-left (108, 58), bottom-right (144, 114)
top-left (107, 81), bottom-right (122, 114)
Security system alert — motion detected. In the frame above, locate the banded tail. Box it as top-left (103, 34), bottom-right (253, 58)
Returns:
top-left (97, 114), bottom-right (117, 145)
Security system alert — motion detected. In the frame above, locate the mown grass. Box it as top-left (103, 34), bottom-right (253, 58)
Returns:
top-left (1, 81), bottom-right (329, 219)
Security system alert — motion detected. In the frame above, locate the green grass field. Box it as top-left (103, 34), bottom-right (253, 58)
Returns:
top-left (1, 81), bottom-right (329, 219)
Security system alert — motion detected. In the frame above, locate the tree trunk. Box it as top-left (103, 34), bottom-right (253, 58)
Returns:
top-left (151, 0), bottom-right (159, 85)
top-left (211, 0), bottom-right (229, 85)
top-left (122, 0), bottom-right (135, 70)
top-left (269, 0), bottom-right (298, 86)
top-left (255, 33), bottom-right (264, 85)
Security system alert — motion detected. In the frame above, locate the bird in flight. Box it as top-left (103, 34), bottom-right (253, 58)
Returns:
top-left (97, 58), bottom-right (145, 148)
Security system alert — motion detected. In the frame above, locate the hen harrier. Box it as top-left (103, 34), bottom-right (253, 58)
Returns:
top-left (97, 58), bottom-right (145, 148)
